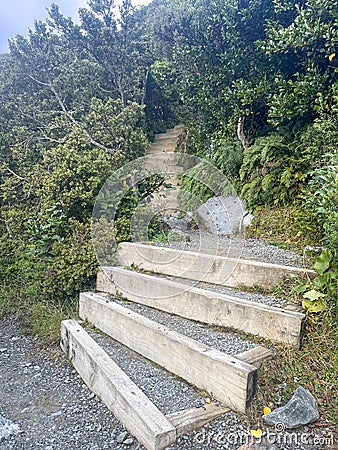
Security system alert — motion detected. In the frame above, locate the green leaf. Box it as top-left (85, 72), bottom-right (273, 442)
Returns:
top-left (313, 272), bottom-right (331, 289)
top-left (303, 289), bottom-right (326, 301)
top-left (314, 249), bottom-right (332, 275)
top-left (302, 299), bottom-right (327, 313)
top-left (293, 284), bottom-right (308, 294)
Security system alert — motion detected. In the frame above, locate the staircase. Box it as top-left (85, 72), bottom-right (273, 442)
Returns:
top-left (60, 127), bottom-right (315, 450)
top-left (143, 125), bottom-right (185, 211)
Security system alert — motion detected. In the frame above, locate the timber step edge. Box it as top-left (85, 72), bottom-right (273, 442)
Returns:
top-left (117, 242), bottom-right (316, 290)
top-left (60, 319), bottom-right (176, 450)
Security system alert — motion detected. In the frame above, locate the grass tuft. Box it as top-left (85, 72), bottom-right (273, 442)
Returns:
top-left (0, 288), bottom-right (77, 343)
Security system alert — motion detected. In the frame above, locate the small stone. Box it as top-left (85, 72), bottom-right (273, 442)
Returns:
top-left (263, 386), bottom-right (319, 429)
top-left (0, 416), bottom-right (20, 441)
top-left (124, 437), bottom-right (134, 445)
top-left (116, 431), bottom-right (128, 444)
top-left (0, 348), bottom-right (7, 353)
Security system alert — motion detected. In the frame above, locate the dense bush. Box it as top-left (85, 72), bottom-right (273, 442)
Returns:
top-left (304, 153), bottom-right (338, 250)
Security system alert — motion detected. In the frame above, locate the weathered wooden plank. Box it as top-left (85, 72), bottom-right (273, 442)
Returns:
top-left (79, 292), bottom-right (258, 413)
top-left (97, 267), bottom-right (305, 347)
top-left (117, 242), bottom-right (315, 289)
top-left (237, 346), bottom-right (274, 368)
top-left (60, 319), bottom-right (176, 450)
top-left (166, 403), bottom-right (230, 438)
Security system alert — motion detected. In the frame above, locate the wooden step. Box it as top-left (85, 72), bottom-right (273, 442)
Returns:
top-left (144, 152), bottom-right (181, 166)
top-left (60, 319), bottom-right (176, 450)
top-left (61, 319), bottom-right (237, 449)
top-left (97, 267), bottom-right (305, 346)
top-left (144, 164), bottom-right (183, 176)
top-left (154, 133), bottom-right (181, 142)
top-left (151, 144), bottom-right (177, 152)
top-left (78, 292), bottom-right (258, 412)
top-left (117, 242), bottom-right (315, 290)
top-left (151, 138), bottom-right (178, 145)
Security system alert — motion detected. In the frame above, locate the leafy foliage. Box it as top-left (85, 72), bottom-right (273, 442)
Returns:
top-left (295, 250), bottom-right (338, 321)
top-left (303, 145), bottom-right (338, 249)
top-left (0, 1), bottom-right (155, 320)
top-left (0, 0), bottom-right (338, 346)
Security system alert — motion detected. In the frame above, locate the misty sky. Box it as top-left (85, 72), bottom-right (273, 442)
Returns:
top-left (0, 0), bottom-right (151, 53)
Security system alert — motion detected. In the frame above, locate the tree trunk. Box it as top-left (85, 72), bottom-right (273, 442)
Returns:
top-left (237, 115), bottom-right (249, 149)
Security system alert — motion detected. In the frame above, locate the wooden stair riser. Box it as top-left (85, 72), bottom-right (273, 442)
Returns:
top-left (149, 143), bottom-right (178, 151)
top-left (144, 154), bottom-right (182, 167)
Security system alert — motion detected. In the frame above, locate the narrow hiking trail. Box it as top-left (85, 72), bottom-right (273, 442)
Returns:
top-left (1, 128), bottom-right (336, 450)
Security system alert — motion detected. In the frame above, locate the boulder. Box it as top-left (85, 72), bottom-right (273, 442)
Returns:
top-left (196, 195), bottom-right (251, 235)
top-left (164, 212), bottom-right (192, 232)
top-left (262, 386), bottom-right (319, 429)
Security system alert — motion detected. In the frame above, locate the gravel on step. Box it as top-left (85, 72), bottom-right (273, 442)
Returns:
top-left (150, 232), bottom-right (308, 268)
top-left (146, 271), bottom-right (285, 308)
top-left (111, 297), bottom-right (258, 355)
top-left (87, 329), bottom-right (206, 414)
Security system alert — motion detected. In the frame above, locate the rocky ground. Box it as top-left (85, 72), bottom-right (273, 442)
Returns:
top-left (1, 316), bottom-right (336, 450)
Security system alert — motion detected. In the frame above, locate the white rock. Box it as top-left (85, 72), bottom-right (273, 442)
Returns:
top-left (196, 195), bottom-right (250, 235)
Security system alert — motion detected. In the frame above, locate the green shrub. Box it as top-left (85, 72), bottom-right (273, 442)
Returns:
top-left (303, 151), bottom-right (338, 250)
top-left (240, 134), bottom-right (310, 209)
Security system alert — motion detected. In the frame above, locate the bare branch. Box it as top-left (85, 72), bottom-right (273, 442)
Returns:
top-left (27, 74), bottom-right (50, 86)
top-left (5, 167), bottom-right (25, 180)
top-left (44, 71), bottom-right (115, 152)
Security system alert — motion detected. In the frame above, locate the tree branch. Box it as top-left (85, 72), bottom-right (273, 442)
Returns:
top-left (5, 167), bottom-right (25, 180)
top-left (44, 71), bottom-right (116, 152)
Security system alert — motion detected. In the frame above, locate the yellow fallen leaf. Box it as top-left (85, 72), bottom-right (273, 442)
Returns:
top-left (328, 53), bottom-right (336, 62)
top-left (250, 428), bottom-right (262, 439)
top-left (263, 407), bottom-right (271, 415)
top-left (205, 398), bottom-right (211, 404)
top-left (268, 402), bottom-right (274, 407)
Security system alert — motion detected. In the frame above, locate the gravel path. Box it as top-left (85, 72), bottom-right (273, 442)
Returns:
top-left (151, 232), bottom-right (308, 268)
top-left (0, 317), bottom-right (336, 450)
top-left (112, 297), bottom-right (258, 355)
